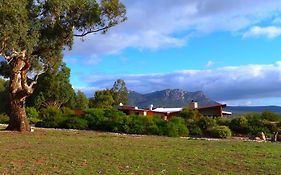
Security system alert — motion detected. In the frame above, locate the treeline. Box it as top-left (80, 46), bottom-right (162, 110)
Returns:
top-left (0, 62), bottom-right (129, 114)
top-left (1, 105), bottom-right (280, 139)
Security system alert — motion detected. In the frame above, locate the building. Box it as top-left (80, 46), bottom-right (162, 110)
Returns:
top-left (118, 101), bottom-right (232, 120)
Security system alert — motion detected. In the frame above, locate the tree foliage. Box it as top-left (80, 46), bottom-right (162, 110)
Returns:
top-left (27, 63), bottom-right (75, 109)
top-left (0, 0), bottom-right (126, 131)
top-left (111, 79), bottom-right (128, 105)
top-left (89, 89), bottom-right (114, 108)
top-left (74, 90), bottom-right (89, 109)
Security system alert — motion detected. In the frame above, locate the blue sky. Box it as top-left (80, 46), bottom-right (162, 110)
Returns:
top-left (64, 0), bottom-right (281, 106)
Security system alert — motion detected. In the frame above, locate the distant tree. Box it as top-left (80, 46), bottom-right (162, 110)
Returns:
top-left (90, 89), bottom-right (114, 108)
top-left (0, 0), bottom-right (126, 131)
top-left (111, 79), bottom-right (128, 105)
top-left (74, 90), bottom-right (89, 109)
top-left (27, 63), bottom-right (75, 109)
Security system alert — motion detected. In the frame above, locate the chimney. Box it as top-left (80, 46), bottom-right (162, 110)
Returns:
top-left (189, 100), bottom-right (198, 109)
top-left (149, 104), bottom-right (153, 111)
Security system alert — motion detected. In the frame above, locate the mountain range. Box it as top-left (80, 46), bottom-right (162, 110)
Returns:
top-left (128, 89), bottom-right (218, 108)
top-left (128, 89), bottom-right (281, 115)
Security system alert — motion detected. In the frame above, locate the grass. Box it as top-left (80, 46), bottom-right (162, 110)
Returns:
top-left (0, 129), bottom-right (280, 175)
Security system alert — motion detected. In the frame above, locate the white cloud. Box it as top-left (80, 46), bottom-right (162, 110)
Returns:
top-left (80, 62), bottom-right (281, 103)
top-left (65, 0), bottom-right (281, 58)
top-left (205, 60), bottom-right (215, 68)
top-left (243, 26), bottom-right (281, 39)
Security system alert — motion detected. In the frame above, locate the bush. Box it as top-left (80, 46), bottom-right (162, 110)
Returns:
top-left (197, 117), bottom-right (216, 132)
top-left (261, 111), bottom-right (281, 122)
top-left (36, 107), bottom-right (65, 128)
top-left (186, 119), bottom-right (202, 136)
top-left (61, 107), bottom-right (75, 116)
top-left (216, 118), bottom-right (231, 127)
top-left (230, 116), bottom-right (249, 134)
top-left (208, 126), bottom-right (232, 138)
top-left (263, 121), bottom-right (278, 133)
top-left (247, 118), bottom-right (271, 136)
top-left (0, 113), bottom-right (9, 124)
top-left (82, 109), bottom-right (107, 130)
top-left (26, 107), bottom-right (41, 124)
top-left (178, 108), bottom-right (202, 121)
top-left (62, 117), bottom-right (88, 130)
top-left (158, 117), bottom-right (189, 137)
top-left (129, 115), bottom-right (146, 134)
top-left (81, 108), bottom-right (190, 137)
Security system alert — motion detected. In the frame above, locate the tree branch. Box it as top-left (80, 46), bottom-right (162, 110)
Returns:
top-left (74, 26), bottom-right (110, 37)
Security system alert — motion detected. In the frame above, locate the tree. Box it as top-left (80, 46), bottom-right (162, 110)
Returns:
top-left (89, 89), bottom-right (114, 108)
top-left (27, 63), bottom-right (75, 109)
top-left (111, 79), bottom-right (128, 105)
top-left (74, 90), bottom-right (89, 109)
top-left (0, 0), bottom-right (126, 131)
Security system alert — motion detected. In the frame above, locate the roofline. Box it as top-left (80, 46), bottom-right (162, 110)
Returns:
top-left (197, 104), bottom-right (227, 110)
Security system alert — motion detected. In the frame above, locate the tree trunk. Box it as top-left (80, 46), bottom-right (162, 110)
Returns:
top-left (6, 97), bottom-right (30, 131)
top-left (5, 50), bottom-right (33, 132)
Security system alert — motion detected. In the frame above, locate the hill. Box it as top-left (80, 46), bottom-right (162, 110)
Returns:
top-left (226, 106), bottom-right (281, 115)
top-left (128, 89), bottom-right (218, 108)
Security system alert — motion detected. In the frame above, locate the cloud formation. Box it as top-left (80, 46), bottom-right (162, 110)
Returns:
top-left (77, 62), bottom-right (281, 104)
top-left (65, 0), bottom-right (281, 59)
top-left (243, 26), bottom-right (281, 39)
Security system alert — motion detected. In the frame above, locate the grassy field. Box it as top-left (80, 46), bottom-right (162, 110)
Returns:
top-left (0, 129), bottom-right (280, 175)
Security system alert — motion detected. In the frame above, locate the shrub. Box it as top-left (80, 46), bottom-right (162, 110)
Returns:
top-left (208, 126), bottom-right (232, 138)
top-left (61, 107), bottom-right (75, 116)
top-left (263, 121), bottom-right (278, 133)
top-left (247, 117), bottom-right (271, 136)
top-left (0, 113), bottom-right (9, 124)
top-left (230, 116), bottom-right (249, 134)
top-left (62, 117), bottom-right (88, 130)
top-left (186, 119), bottom-right (203, 136)
top-left (197, 117), bottom-right (216, 132)
top-left (36, 107), bottom-right (65, 128)
top-left (26, 107), bottom-right (41, 124)
top-left (216, 118), bottom-right (231, 127)
top-left (261, 111), bottom-right (281, 122)
top-left (158, 117), bottom-right (189, 137)
top-left (129, 115), bottom-right (146, 134)
top-left (82, 109), bottom-right (107, 130)
top-left (178, 108), bottom-right (202, 121)
top-left (245, 113), bottom-right (262, 121)
top-left (278, 121), bottom-right (281, 129)
top-left (170, 117), bottom-right (189, 137)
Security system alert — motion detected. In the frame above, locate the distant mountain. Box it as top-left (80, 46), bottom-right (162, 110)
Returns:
top-left (128, 89), bottom-right (218, 108)
top-left (226, 106), bottom-right (281, 115)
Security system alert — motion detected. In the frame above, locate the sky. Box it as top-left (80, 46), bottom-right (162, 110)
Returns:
top-left (64, 0), bottom-right (281, 106)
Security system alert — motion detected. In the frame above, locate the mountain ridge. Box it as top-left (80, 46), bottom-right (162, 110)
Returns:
top-left (128, 89), bottom-right (218, 108)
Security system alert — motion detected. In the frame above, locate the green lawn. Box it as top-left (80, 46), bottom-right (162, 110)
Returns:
top-left (0, 129), bottom-right (280, 175)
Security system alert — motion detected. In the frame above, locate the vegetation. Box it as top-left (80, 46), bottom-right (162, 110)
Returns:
top-left (27, 63), bottom-right (75, 109)
top-left (89, 79), bottom-right (129, 108)
top-left (208, 126), bottom-right (232, 138)
top-left (0, 78), bottom-right (9, 114)
top-left (89, 89), bottom-right (115, 108)
top-left (111, 79), bottom-right (129, 105)
top-left (0, 0), bottom-right (126, 131)
top-left (73, 90), bottom-right (89, 109)
top-left (0, 129), bottom-right (280, 174)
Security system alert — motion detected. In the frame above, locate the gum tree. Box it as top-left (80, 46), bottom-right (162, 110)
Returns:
top-left (0, 0), bottom-right (126, 131)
